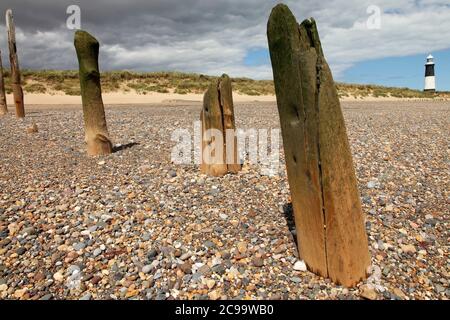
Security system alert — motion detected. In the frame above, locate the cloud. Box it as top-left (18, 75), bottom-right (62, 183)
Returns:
top-left (0, 0), bottom-right (449, 80)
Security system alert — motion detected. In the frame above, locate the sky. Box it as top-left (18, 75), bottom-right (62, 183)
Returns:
top-left (0, 0), bottom-right (449, 90)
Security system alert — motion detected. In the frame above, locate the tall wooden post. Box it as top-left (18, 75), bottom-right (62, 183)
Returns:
top-left (201, 74), bottom-right (241, 176)
top-left (74, 30), bottom-right (112, 156)
top-left (6, 9), bottom-right (25, 118)
top-left (267, 4), bottom-right (370, 287)
top-left (0, 50), bottom-right (7, 115)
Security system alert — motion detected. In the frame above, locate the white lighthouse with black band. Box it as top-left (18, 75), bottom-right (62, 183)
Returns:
top-left (424, 54), bottom-right (436, 92)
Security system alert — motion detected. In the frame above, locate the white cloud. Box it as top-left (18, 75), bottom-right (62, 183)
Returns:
top-left (320, 4), bottom-right (450, 77)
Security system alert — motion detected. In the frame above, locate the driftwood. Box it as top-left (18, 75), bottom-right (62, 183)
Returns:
top-left (6, 9), bottom-right (24, 118)
top-left (201, 74), bottom-right (241, 176)
top-left (74, 30), bottom-right (112, 156)
top-left (267, 4), bottom-right (370, 287)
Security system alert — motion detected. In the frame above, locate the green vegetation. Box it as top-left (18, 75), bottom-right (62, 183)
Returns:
top-left (23, 83), bottom-right (47, 94)
top-left (335, 83), bottom-right (445, 99)
top-left (1, 70), bottom-right (448, 99)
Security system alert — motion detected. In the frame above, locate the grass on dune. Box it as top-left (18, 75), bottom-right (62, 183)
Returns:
top-left (1, 69), bottom-right (448, 99)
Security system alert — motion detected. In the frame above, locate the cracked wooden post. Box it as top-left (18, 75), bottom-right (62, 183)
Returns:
top-left (74, 30), bottom-right (112, 156)
top-left (0, 50), bottom-right (7, 115)
top-left (6, 9), bottom-right (25, 118)
top-left (267, 4), bottom-right (370, 287)
top-left (201, 74), bottom-right (241, 176)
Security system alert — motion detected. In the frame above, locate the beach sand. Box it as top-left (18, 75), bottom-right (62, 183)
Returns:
top-left (5, 92), bottom-right (447, 106)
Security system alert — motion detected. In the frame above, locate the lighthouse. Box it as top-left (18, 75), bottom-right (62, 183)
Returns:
top-left (424, 54), bottom-right (436, 92)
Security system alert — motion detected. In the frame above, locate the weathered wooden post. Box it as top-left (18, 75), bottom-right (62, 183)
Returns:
top-left (74, 30), bottom-right (112, 156)
top-left (200, 74), bottom-right (241, 176)
top-left (267, 4), bottom-right (370, 287)
top-left (0, 50), bottom-right (7, 115)
top-left (6, 9), bottom-right (25, 118)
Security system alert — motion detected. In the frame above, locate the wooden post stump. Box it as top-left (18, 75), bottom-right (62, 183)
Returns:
top-left (0, 50), bottom-right (7, 115)
top-left (74, 30), bottom-right (112, 156)
top-left (201, 74), bottom-right (241, 176)
top-left (6, 9), bottom-right (24, 118)
top-left (267, 4), bottom-right (370, 287)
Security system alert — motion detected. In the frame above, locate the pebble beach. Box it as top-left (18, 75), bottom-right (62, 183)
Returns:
top-left (0, 101), bottom-right (448, 300)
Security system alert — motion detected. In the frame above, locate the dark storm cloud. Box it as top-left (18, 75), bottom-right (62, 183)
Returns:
top-left (0, 0), bottom-right (287, 75)
top-left (0, 0), bottom-right (278, 41)
top-left (0, 1), bottom-right (449, 79)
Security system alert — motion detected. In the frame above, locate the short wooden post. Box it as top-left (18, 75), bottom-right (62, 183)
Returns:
top-left (267, 4), bottom-right (370, 287)
top-left (201, 74), bottom-right (241, 176)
